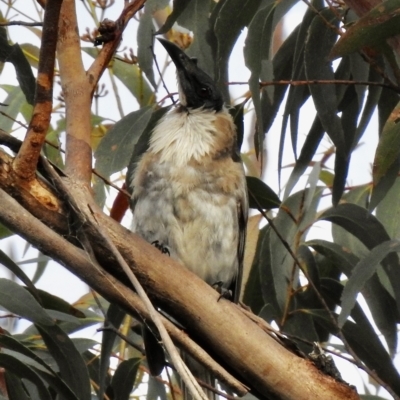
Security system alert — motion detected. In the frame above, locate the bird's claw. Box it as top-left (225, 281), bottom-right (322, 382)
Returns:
top-left (151, 240), bottom-right (170, 256)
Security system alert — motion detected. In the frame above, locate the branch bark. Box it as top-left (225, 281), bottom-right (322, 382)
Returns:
top-left (0, 144), bottom-right (359, 400)
top-left (57, 0), bottom-right (92, 183)
top-left (12, 0), bottom-right (63, 181)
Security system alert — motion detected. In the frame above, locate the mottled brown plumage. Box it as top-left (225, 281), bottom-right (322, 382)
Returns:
top-left (129, 39), bottom-right (248, 398)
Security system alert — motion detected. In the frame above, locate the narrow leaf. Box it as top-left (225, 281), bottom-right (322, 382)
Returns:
top-left (0, 279), bottom-right (53, 326)
top-left (95, 107), bottom-right (153, 177)
top-left (36, 324), bottom-right (91, 400)
top-left (339, 239), bottom-right (400, 327)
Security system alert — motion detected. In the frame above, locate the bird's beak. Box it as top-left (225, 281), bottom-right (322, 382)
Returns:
top-left (157, 38), bottom-right (223, 111)
top-left (158, 38), bottom-right (195, 78)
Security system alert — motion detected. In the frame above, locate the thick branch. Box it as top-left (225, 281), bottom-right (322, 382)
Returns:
top-left (0, 148), bottom-right (359, 400)
top-left (12, 0), bottom-right (63, 181)
top-left (57, 0), bottom-right (92, 183)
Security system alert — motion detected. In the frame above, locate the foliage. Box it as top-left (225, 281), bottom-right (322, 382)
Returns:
top-left (0, 0), bottom-right (400, 399)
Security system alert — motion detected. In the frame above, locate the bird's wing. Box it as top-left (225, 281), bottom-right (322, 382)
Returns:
top-left (232, 181), bottom-right (248, 303)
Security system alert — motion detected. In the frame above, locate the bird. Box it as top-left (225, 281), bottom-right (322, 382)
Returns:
top-left (129, 38), bottom-right (248, 399)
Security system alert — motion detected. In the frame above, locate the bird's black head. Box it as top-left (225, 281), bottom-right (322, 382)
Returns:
top-left (158, 38), bottom-right (223, 112)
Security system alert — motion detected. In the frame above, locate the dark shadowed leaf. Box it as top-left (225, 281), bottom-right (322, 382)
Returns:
top-left (308, 239), bottom-right (398, 355)
top-left (305, 9), bottom-right (350, 204)
top-left (0, 279), bottom-right (53, 325)
top-left (99, 303), bottom-right (126, 399)
top-left (0, 250), bottom-right (40, 302)
top-left (0, 28), bottom-right (35, 105)
top-left (0, 333), bottom-right (79, 400)
top-left (244, 226), bottom-right (277, 317)
top-left (95, 106), bottom-right (153, 177)
top-left (110, 358), bottom-right (141, 400)
top-left (320, 203), bottom-right (400, 324)
top-left (247, 176), bottom-right (281, 210)
top-left (36, 324), bottom-right (91, 400)
top-left (339, 239), bottom-right (400, 328)
top-left (270, 187), bottom-right (323, 311)
top-left (4, 372), bottom-right (31, 400)
top-left (210, 0), bottom-right (263, 99)
top-left (318, 279), bottom-right (400, 395)
top-left (0, 354), bottom-right (52, 400)
top-left (330, 0), bottom-right (400, 59)
top-left (126, 106), bottom-right (171, 192)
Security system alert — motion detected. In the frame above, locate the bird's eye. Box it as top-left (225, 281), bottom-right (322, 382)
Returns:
top-left (199, 87), bottom-right (210, 97)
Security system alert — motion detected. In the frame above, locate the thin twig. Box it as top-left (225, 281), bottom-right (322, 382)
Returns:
top-left (0, 20), bottom-right (43, 26)
top-left (229, 79), bottom-right (400, 93)
top-left (151, 44), bottom-right (177, 106)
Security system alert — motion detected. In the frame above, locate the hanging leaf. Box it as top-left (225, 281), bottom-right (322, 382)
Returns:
top-left (330, 0), bottom-right (400, 59)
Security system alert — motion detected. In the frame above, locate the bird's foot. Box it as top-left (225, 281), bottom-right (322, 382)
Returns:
top-left (151, 240), bottom-right (170, 256)
top-left (212, 281), bottom-right (233, 301)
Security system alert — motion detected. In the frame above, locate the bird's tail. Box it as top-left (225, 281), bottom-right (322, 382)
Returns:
top-left (180, 351), bottom-right (216, 400)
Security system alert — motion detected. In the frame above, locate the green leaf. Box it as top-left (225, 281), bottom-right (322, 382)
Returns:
top-left (95, 106), bottom-right (153, 178)
top-left (318, 279), bottom-right (400, 395)
top-left (372, 102), bottom-right (400, 189)
top-left (246, 176), bottom-right (281, 209)
top-left (308, 239), bottom-right (397, 356)
top-left (177, 0), bottom-right (214, 78)
top-left (270, 187), bottom-right (323, 312)
top-left (244, 2), bottom-right (275, 159)
top-left (99, 303), bottom-right (126, 400)
top-left (330, 0), bottom-right (400, 59)
top-left (305, 9), bottom-right (351, 204)
top-left (126, 106), bottom-right (171, 192)
top-left (0, 279), bottom-right (53, 325)
top-left (83, 48), bottom-right (154, 107)
top-left (20, 43), bottom-right (40, 70)
top-left (36, 324), bottom-right (91, 400)
top-left (320, 203), bottom-right (400, 320)
top-left (210, 0), bottom-right (263, 99)
top-left (0, 85), bottom-right (32, 132)
top-left (0, 28), bottom-right (35, 105)
top-left (110, 358), bottom-right (141, 400)
top-left (157, 0), bottom-right (192, 34)
top-left (0, 223), bottom-right (12, 239)
top-left (339, 239), bottom-right (400, 328)
top-left (0, 354), bottom-right (52, 400)
top-left (0, 250), bottom-right (41, 302)
top-left (4, 372), bottom-right (31, 400)
top-left (137, 6), bottom-right (156, 88)
top-left (283, 117), bottom-right (325, 199)
top-left (376, 176), bottom-right (400, 239)
top-left (0, 333), bottom-right (79, 400)
top-left (246, 225), bottom-right (280, 317)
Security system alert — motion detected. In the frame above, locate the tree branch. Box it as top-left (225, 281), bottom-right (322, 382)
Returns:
top-left (0, 146), bottom-right (360, 400)
top-left (87, 0), bottom-right (147, 93)
top-left (56, 0), bottom-right (92, 183)
top-left (12, 0), bottom-right (63, 181)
